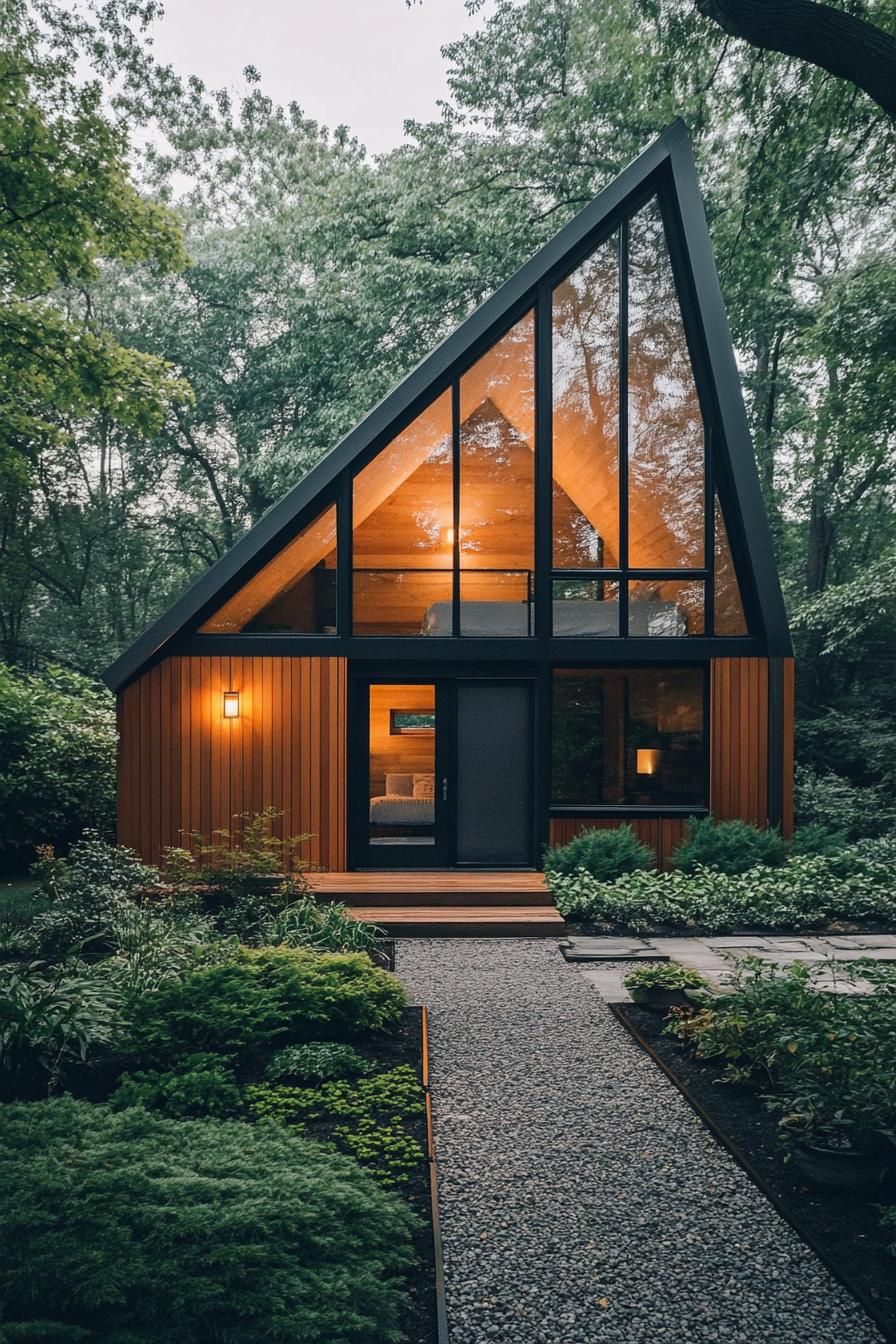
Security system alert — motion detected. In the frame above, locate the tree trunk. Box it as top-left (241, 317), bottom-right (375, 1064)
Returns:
top-left (696, 0), bottom-right (896, 118)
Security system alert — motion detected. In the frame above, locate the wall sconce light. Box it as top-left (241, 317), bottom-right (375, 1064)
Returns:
top-left (223, 691), bottom-right (240, 719)
top-left (636, 748), bottom-right (661, 776)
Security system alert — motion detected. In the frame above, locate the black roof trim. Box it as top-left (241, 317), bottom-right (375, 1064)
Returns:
top-left (103, 120), bottom-right (790, 691)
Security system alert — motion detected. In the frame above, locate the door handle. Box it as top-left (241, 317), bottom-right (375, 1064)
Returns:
top-left (441, 777), bottom-right (448, 802)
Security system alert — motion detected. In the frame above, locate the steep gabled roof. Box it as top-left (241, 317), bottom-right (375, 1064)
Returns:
top-left (104, 119), bottom-right (791, 691)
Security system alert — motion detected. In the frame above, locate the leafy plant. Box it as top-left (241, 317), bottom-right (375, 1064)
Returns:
top-left (110, 1054), bottom-right (242, 1118)
top-left (794, 765), bottom-right (896, 841)
top-left (622, 963), bottom-right (709, 992)
top-left (544, 824), bottom-right (653, 881)
top-left (123, 947), bottom-right (406, 1064)
top-left (0, 666), bottom-right (117, 873)
top-left (28, 835), bottom-right (161, 959)
top-left (549, 836), bottom-right (896, 932)
top-left (260, 897), bottom-right (384, 954)
top-left (672, 816), bottom-right (787, 875)
top-left (0, 1098), bottom-right (415, 1343)
top-left (265, 1042), bottom-right (372, 1085)
top-left (0, 961), bottom-right (122, 1086)
top-left (245, 1064), bottom-right (423, 1186)
top-left (790, 823), bottom-right (849, 858)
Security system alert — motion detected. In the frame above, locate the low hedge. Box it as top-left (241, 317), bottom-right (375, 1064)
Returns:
top-left (0, 1098), bottom-right (415, 1344)
top-left (548, 836), bottom-right (896, 931)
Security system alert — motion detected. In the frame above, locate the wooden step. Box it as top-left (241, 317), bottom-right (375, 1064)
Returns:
top-left (346, 904), bottom-right (566, 937)
top-left (307, 871), bottom-right (553, 908)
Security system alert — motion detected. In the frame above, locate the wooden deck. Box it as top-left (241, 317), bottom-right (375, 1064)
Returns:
top-left (307, 870), bottom-right (564, 936)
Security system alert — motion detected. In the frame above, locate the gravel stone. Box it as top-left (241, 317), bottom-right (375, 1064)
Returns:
top-left (398, 938), bottom-right (883, 1344)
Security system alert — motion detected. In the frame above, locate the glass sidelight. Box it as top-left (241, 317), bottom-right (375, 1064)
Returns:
top-left (367, 683), bottom-right (442, 850)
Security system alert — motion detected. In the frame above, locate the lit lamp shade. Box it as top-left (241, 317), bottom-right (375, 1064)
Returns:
top-left (636, 748), bottom-right (661, 776)
top-left (223, 691), bottom-right (240, 719)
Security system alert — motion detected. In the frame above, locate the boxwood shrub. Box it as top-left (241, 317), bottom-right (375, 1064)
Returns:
top-left (544, 824), bottom-right (653, 881)
top-left (122, 946), bottom-right (406, 1064)
top-left (0, 1098), bottom-right (415, 1343)
top-left (549, 836), bottom-right (896, 931)
top-left (671, 816), bottom-right (787, 875)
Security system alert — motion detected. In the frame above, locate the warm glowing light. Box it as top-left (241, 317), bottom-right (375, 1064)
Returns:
top-left (636, 748), bottom-right (661, 776)
top-left (223, 691), bottom-right (240, 719)
top-left (443, 526), bottom-right (455, 546)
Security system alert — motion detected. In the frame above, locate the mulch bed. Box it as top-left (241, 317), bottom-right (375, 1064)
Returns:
top-left (617, 1003), bottom-right (896, 1341)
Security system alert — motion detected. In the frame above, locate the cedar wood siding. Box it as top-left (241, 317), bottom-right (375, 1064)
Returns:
top-left (116, 656), bottom-right (347, 869)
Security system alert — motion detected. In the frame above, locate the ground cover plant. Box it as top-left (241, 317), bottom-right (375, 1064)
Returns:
top-left (0, 1098), bottom-right (416, 1344)
top-left (549, 835), bottom-right (896, 933)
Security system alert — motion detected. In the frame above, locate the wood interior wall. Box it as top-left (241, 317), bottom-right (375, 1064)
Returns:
top-left (367, 683), bottom-right (436, 799)
top-left (117, 655), bottom-right (347, 869)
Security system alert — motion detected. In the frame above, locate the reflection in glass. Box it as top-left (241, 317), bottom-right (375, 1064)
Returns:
top-left (352, 392), bottom-right (452, 635)
top-left (714, 494), bottom-right (748, 635)
top-left (551, 667), bottom-right (704, 805)
top-left (628, 580), bottom-right (704, 636)
top-left (369, 684), bottom-right (436, 846)
top-left (199, 504), bottom-right (337, 633)
top-left (628, 200), bottom-right (704, 568)
top-left (458, 571), bottom-right (533, 636)
top-left (552, 578), bottom-right (619, 636)
top-left (552, 236), bottom-right (619, 568)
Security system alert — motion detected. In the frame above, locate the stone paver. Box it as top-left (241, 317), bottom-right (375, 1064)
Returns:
top-left (399, 938), bottom-right (882, 1344)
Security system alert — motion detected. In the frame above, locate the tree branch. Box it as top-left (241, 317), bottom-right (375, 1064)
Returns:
top-left (696, 0), bottom-right (896, 117)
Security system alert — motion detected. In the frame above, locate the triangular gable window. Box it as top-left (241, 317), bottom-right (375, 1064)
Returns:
top-left (196, 192), bottom-right (752, 641)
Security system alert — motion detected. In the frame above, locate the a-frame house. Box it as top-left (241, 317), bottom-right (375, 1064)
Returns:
top-left (105, 122), bottom-right (793, 904)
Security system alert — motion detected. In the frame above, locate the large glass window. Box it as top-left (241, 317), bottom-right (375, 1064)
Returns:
top-left (714, 494), bottom-right (748, 636)
top-left (199, 503), bottom-right (337, 633)
top-left (551, 667), bottom-right (705, 806)
top-left (352, 392), bottom-right (452, 635)
top-left (628, 200), bottom-right (705, 569)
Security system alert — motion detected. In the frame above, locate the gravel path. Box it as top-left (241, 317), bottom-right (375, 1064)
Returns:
top-left (398, 938), bottom-right (883, 1344)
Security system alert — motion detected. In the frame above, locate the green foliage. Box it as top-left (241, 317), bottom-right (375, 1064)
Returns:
top-left (261, 897), bottom-right (384, 954)
top-left (881, 1207), bottom-right (896, 1259)
top-left (245, 1064), bottom-right (423, 1186)
top-left (123, 946), bottom-right (406, 1064)
top-left (672, 816), bottom-right (787, 875)
top-left (544, 824), bottom-right (653, 881)
top-left (0, 667), bottom-right (116, 870)
top-left (795, 765), bottom-right (896, 841)
top-left (0, 1098), bottom-right (415, 1343)
top-left (163, 809), bottom-right (312, 938)
top-left (666, 957), bottom-right (896, 1150)
top-left (622, 963), bottom-right (709, 992)
top-left (0, 960), bottom-right (122, 1085)
top-left (110, 1054), bottom-right (242, 1118)
top-left (790, 823), bottom-right (849, 858)
top-left (549, 836), bottom-right (896, 931)
top-left (265, 1041), bottom-right (372, 1085)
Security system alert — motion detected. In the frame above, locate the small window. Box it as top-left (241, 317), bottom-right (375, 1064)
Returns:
top-left (390, 710), bottom-right (436, 735)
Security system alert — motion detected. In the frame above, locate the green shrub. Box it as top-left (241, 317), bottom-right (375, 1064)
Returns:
top-left (544, 823), bottom-right (653, 881)
top-left (790, 822), bottom-right (848, 858)
top-left (0, 1098), bottom-right (415, 1343)
top-left (672, 816), bottom-right (786, 875)
top-left (0, 666), bottom-right (116, 872)
top-left (666, 957), bottom-right (896, 1150)
top-left (261, 897), bottom-right (384, 954)
top-left (548, 836), bottom-right (896, 931)
top-left (265, 1041), bottom-right (372, 1084)
top-left (0, 960), bottom-right (122, 1086)
top-left (123, 946), bottom-right (406, 1064)
top-left (28, 835), bottom-right (160, 959)
top-left (110, 1054), bottom-right (242, 1118)
top-left (795, 764), bottom-right (896, 841)
top-left (880, 1207), bottom-right (896, 1259)
top-left (245, 1064), bottom-right (423, 1186)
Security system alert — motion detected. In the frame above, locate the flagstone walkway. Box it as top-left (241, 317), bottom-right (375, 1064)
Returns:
top-left (399, 937), bottom-right (883, 1344)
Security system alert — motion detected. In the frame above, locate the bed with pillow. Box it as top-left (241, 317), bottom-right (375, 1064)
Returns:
top-left (369, 771), bottom-right (435, 826)
top-left (420, 598), bottom-right (687, 637)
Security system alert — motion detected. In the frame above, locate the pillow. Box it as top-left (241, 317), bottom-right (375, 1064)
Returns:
top-left (412, 773), bottom-right (435, 800)
top-left (385, 772), bottom-right (413, 797)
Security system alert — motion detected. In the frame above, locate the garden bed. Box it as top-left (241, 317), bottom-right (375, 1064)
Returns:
top-left (616, 1002), bottom-right (896, 1341)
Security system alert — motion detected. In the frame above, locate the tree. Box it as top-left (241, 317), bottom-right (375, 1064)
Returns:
top-left (695, 0), bottom-right (896, 119)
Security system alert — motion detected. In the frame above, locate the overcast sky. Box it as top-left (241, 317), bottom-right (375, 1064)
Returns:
top-left (147, 0), bottom-right (490, 156)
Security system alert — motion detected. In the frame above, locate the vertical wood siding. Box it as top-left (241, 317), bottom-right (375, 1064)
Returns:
top-left (117, 656), bottom-right (347, 869)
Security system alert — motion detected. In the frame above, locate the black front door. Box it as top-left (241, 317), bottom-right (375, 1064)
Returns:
top-left (350, 676), bottom-right (534, 869)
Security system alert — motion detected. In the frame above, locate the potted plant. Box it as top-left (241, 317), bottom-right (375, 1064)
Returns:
top-left (773, 1100), bottom-right (896, 1191)
top-left (623, 963), bottom-right (710, 1010)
